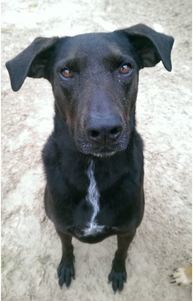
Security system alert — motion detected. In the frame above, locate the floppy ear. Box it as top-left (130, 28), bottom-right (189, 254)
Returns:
top-left (6, 36), bottom-right (59, 91)
top-left (117, 24), bottom-right (174, 71)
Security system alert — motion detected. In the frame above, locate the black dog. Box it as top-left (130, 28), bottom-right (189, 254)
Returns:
top-left (6, 24), bottom-right (174, 292)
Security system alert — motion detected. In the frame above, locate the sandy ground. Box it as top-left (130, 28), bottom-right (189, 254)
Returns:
top-left (1, 0), bottom-right (192, 300)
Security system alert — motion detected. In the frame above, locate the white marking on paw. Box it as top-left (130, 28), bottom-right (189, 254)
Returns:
top-left (171, 267), bottom-right (192, 285)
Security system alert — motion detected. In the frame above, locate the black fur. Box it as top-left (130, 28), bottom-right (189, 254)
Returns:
top-left (6, 24), bottom-right (174, 292)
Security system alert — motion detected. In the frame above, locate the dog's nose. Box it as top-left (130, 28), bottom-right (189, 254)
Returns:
top-left (86, 117), bottom-right (123, 143)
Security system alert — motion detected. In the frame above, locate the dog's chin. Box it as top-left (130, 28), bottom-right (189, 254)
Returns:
top-left (77, 144), bottom-right (128, 158)
top-left (75, 135), bottom-right (129, 158)
top-left (90, 151), bottom-right (117, 158)
top-left (75, 132), bottom-right (130, 158)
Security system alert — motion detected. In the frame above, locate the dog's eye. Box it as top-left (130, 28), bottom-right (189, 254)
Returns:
top-left (119, 63), bottom-right (132, 75)
top-left (61, 67), bottom-right (73, 78)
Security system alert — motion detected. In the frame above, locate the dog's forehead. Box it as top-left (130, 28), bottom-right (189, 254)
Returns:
top-left (56, 31), bottom-right (132, 60)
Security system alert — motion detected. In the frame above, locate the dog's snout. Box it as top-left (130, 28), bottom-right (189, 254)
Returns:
top-left (86, 117), bottom-right (123, 143)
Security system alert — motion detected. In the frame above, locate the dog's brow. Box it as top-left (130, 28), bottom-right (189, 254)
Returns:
top-left (102, 44), bottom-right (129, 64)
top-left (57, 56), bottom-right (87, 68)
top-left (107, 44), bottom-right (123, 56)
top-left (103, 53), bottom-right (123, 64)
top-left (103, 53), bottom-right (134, 68)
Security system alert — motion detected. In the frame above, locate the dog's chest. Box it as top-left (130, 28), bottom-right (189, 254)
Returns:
top-left (82, 161), bottom-right (105, 236)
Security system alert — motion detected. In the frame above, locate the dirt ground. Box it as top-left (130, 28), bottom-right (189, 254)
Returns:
top-left (1, 0), bottom-right (192, 300)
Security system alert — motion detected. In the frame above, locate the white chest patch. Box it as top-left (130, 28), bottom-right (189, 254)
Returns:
top-left (84, 161), bottom-right (104, 236)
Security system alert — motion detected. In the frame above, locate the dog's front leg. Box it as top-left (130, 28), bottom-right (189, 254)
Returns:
top-left (56, 230), bottom-right (75, 288)
top-left (108, 232), bottom-right (135, 292)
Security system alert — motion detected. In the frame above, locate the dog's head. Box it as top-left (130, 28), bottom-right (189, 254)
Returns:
top-left (6, 24), bottom-right (174, 157)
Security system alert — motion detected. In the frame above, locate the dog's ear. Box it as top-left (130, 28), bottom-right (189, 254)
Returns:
top-left (6, 37), bottom-right (59, 91)
top-left (117, 24), bottom-right (174, 71)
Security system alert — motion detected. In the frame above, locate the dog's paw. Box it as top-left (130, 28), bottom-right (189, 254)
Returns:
top-left (170, 266), bottom-right (192, 286)
top-left (57, 257), bottom-right (75, 288)
top-left (108, 270), bottom-right (127, 292)
top-left (108, 266), bottom-right (127, 292)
